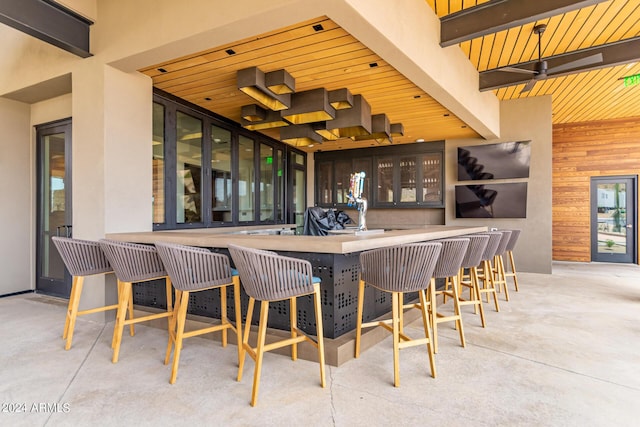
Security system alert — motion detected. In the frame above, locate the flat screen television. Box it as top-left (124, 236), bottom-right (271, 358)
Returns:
top-left (455, 183), bottom-right (527, 218)
top-left (458, 141), bottom-right (531, 180)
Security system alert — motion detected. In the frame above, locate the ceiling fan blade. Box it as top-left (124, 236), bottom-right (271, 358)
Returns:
top-left (499, 66), bottom-right (537, 75)
top-left (547, 53), bottom-right (604, 75)
top-left (520, 79), bottom-right (536, 94)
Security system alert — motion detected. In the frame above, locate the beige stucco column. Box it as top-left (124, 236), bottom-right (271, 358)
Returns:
top-left (71, 59), bottom-right (153, 320)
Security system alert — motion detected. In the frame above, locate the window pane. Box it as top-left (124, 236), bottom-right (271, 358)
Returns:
top-left (293, 168), bottom-right (306, 233)
top-left (176, 111), bottom-right (202, 224)
top-left (400, 156), bottom-right (416, 202)
top-left (152, 103), bottom-right (165, 224)
top-left (377, 157), bottom-right (394, 203)
top-left (260, 143), bottom-right (274, 221)
top-left (239, 136), bottom-right (255, 222)
top-left (316, 161), bottom-right (333, 205)
top-left (211, 125), bottom-right (232, 222)
top-left (335, 159), bottom-right (351, 204)
top-left (422, 153), bottom-right (442, 203)
top-left (277, 149), bottom-right (284, 222)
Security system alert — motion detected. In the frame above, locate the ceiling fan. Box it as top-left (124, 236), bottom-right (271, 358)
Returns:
top-left (501, 24), bottom-right (604, 93)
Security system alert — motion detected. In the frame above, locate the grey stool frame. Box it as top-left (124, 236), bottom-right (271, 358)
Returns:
top-left (52, 236), bottom-right (132, 350)
top-left (155, 242), bottom-right (242, 384)
top-left (228, 244), bottom-right (325, 407)
top-left (99, 239), bottom-right (174, 363)
top-left (450, 234), bottom-right (490, 328)
top-left (356, 243), bottom-right (442, 387)
top-left (504, 229), bottom-right (521, 292)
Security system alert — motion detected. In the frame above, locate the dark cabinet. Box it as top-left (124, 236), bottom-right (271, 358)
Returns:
top-left (315, 142), bottom-right (444, 208)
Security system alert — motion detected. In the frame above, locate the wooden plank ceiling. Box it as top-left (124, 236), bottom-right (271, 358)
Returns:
top-left (141, 1), bottom-right (640, 152)
top-left (140, 17), bottom-right (478, 153)
top-left (427, 0), bottom-right (640, 124)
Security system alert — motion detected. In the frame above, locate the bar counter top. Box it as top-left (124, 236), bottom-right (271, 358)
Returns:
top-left (106, 225), bottom-right (488, 254)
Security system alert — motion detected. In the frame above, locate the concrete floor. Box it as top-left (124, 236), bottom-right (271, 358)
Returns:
top-left (1, 261), bottom-right (639, 426)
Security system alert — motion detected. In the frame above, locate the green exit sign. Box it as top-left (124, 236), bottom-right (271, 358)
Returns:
top-left (623, 74), bottom-right (640, 87)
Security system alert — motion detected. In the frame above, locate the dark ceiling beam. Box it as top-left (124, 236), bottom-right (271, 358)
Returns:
top-left (479, 37), bottom-right (640, 91)
top-left (440, 0), bottom-right (607, 47)
top-left (0, 0), bottom-right (92, 58)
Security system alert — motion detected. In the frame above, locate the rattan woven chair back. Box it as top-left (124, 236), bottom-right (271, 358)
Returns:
top-left (494, 230), bottom-right (512, 257)
top-left (505, 229), bottom-right (521, 252)
top-left (155, 242), bottom-right (234, 291)
top-left (359, 243), bottom-right (442, 293)
top-left (459, 234), bottom-right (490, 269)
top-left (479, 232), bottom-right (503, 262)
top-left (228, 244), bottom-right (315, 301)
top-left (52, 236), bottom-right (112, 277)
top-left (98, 239), bottom-right (167, 283)
top-left (433, 238), bottom-right (470, 279)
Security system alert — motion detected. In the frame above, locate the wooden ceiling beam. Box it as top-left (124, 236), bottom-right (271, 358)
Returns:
top-left (479, 36), bottom-right (640, 91)
top-left (440, 0), bottom-right (607, 47)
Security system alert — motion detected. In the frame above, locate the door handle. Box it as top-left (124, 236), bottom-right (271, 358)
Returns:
top-left (627, 224), bottom-right (633, 229)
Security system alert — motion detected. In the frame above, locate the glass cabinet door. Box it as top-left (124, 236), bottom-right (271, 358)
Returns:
top-left (211, 125), bottom-right (232, 223)
top-left (377, 157), bottom-right (394, 203)
top-left (400, 156), bottom-right (417, 202)
top-left (176, 111), bottom-right (203, 224)
top-left (422, 153), bottom-right (442, 204)
top-left (316, 161), bottom-right (333, 206)
top-left (335, 159), bottom-right (352, 204)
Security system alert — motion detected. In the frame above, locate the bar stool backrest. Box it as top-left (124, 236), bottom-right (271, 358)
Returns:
top-left (494, 230), bottom-right (512, 256)
top-left (459, 234), bottom-right (490, 269)
top-left (359, 243), bottom-right (442, 293)
top-left (155, 242), bottom-right (234, 292)
top-left (98, 239), bottom-right (166, 283)
top-left (228, 244), bottom-right (315, 301)
top-left (433, 238), bottom-right (470, 279)
top-left (52, 236), bottom-right (112, 276)
top-left (478, 232), bottom-right (502, 262)
top-left (505, 229), bottom-right (521, 252)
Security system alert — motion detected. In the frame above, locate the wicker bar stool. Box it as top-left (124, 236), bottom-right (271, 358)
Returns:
top-left (155, 242), bottom-right (242, 384)
top-left (449, 234), bottom-right (490, 328)
top-left (98, 239), bottom-right (174, 363)
top-left (475, 232), bottom-right (502, 312)
top-left (228, 244), bottom-right (325, 407)
top-left (504, 229), bottom-right (521, 292)
top-left (491, 230), bottom-right (513, 301)
top-left (429, 238), bottom-right (470, 353)
top-left (356, 243), bottom-right (442, 387)
top-left (52, 236), bottom-right (133, 350)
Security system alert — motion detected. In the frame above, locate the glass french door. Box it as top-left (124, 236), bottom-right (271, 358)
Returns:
top-left (36, 119), bottom-right (72, 297)
top-left (591, 176), bottom-right (637, 263)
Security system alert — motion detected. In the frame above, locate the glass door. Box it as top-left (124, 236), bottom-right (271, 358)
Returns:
top-left (591, 176), bottom-right (637, 263)
top-left (36, 119), bottom-right (72, 297)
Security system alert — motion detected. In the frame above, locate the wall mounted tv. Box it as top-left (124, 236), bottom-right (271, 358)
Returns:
top-left (458, 140), bottom-right (531, 180)
top-left (455, 183), bottom-right (528, 218)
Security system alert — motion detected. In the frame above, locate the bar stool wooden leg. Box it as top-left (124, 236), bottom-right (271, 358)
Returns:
top-left (391, 292), bottom-right (400, 387)
top-left (164, 289), bottom-right (182, 365)
top-left (508, 250), bottom-right (520, 291)
top-left (312, 283), bottom-right (326, 388)
top-left (169, 290), bottom-right (190, 384)
top-left (481, 261), bottom-right (500, 312)
top-left (232, 276), bottom-right (243, 366)
top-left (429, 278), bottom-right (439, 353)
top-left (450, 275), bottom-right (466, 348)
top-left (112, 281), bottom-right (132, 363)
top-left (355, 279), bottom-right (366, 358)
top-left (418, 289), bottom-right (436, 378)
top-left (251, 300), bottom-right (270, 407)
top-left (237, 297), bottom-right (255, 382)
top-left (290, 296), bottom-right (298, 361)
top-left (470, 267), bottom-right (486, 327)
top-left (63, 276), bottom-right (84, 350)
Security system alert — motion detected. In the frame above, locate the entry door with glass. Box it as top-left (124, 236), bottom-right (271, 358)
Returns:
top-left (36, 119), bottom-right (72, 297)
top-left (591, 176), bottom-right (637, 263)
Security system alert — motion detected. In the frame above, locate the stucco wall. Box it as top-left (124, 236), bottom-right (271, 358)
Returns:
top-left (446, 96), bottom-right (553, 274)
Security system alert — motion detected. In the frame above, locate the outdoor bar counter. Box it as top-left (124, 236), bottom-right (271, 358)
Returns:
top-left (106, 225), bottom-right (487, 341)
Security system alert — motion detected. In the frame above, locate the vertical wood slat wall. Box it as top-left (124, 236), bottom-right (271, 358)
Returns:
top-left (553, 116), bottom-right (640, 262)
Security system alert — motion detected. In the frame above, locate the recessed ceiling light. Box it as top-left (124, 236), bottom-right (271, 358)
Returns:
top-left (369, 62), bottom-right (378, 68)
top-left (443, 113), bottom-right (450, 117)
top-left (157, 68), bottom-right (167, 73)
top-left (204, 97), bottom-right (212, 101)
top-left (313, 24), bottom-right (324, 31)
top-left (414, 95), bottom-right (421, 99)
top-left (461, 125), bottom-right (467, 128)
top-left (225, 49), bottom-right (236, 55)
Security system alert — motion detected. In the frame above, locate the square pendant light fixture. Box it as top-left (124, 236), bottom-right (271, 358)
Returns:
top-left (327, 94), bottom-right (371, 138)
top-left (265, 69), bottom-right (295, 94)
top-left (237, 67), bottom-right (291, 111)
top-left (240, 104), bottom-right (289, 130)
top-left (353, 113), bottom-right (390, 141)
top-left (328, 88), bottom-right (354, 110)
top-left (280, 124), bottom-right (323, 147)
top-left (281, 88), bottom-right (336, 124)
top-left (390, 123), bottom-right (404, 137)
top-left (312, 121), bottom-right (340, 140)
